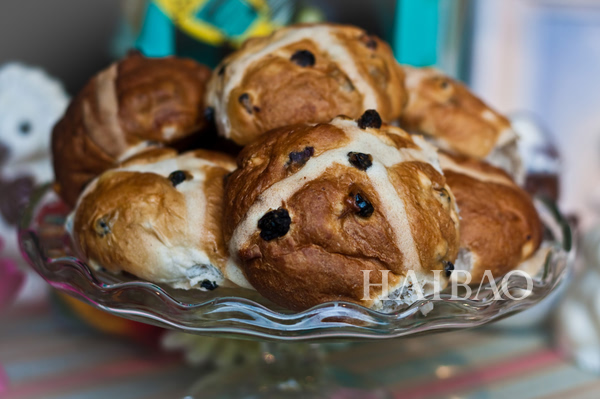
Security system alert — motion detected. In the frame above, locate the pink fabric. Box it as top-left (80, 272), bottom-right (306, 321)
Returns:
top-left (0, 363), bottom-right (9, 394)
top-left (3, 356), bottom-right (180, 399)
top-left (0, 237), bottom-right (25, 310)
top-left (393, 349), bottom-right (563, 399)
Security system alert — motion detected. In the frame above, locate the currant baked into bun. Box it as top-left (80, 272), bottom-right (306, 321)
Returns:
top-left (400, 67), bottom-right (523, 180)
top-left (440, 153), bottom-right (543, 284)
top-left (73, 148), bottom-right (249, 291)
top-left (207, 23), bottom-right (407, 146)
top-left (223, 110), bottom-right (460, 311)
top-left (53, 51), bottom-right (212, 207)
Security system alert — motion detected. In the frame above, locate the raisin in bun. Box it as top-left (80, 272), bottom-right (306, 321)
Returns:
top-left (223, 110), bottom-right (460, 311)
top-left (207, 23), bottom-right (407, 146)
top-left (400, 67), bottom-right (523, 181)
top-left (53, 51), bottom-right (212, 207)
top-left (73, 148), bottom-right (249, 291)
top-left (440, 153), bottom-right (543, 284)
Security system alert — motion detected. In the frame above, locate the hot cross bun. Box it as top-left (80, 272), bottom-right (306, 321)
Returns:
top-left (222, 111), bottom-right (460, 311)
top-left (207, 23), bottom-right (407, 146)
top-left (440, 153), bottom-right (543, 284)
top-left (52, 52), bottom-right (212, 207)
top-left (400, 67), bottom-right (523, 180)
top-left (73, 148), bottom-right (249, 291)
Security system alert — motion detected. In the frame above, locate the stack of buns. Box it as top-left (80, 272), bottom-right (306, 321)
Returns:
top-left (53, 23), bottom-right (543, 311)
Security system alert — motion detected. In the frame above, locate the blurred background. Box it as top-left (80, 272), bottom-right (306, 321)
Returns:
top-left (2, 0), bottom-right (600, 398)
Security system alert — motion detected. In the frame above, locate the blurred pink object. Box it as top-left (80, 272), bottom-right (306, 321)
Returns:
top-left (0, 363), bottom-right (8, 394)
top-left (0, 236), bottom-right (25, 310)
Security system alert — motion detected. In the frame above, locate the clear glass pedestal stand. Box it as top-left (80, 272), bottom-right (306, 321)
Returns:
top-left (185, 342), bottom-right (392, 399)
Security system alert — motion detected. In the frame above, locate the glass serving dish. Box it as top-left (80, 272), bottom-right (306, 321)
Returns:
top-left (18, 184), bottom-right (574, 398)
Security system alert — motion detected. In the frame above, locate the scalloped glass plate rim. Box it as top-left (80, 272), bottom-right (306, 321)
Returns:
top-left (18, 184), bottom-right (574, 341)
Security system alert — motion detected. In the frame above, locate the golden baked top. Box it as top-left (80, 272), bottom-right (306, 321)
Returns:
top-left (223, 111), bottom-right (460, 310)
top-left (73, 148), bottom-right (246, 290)
top-left (401, 67), bottom-right (516, 159)
top-left (440, 153), bottom-right (543, 283)
top-left (207, 23), bottom-right (407, 145)
top-left (52, 52), bottom-right (211, 207)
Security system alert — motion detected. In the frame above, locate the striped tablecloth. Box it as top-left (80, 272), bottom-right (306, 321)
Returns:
top-left (1, 302), bottom-right (599, 399)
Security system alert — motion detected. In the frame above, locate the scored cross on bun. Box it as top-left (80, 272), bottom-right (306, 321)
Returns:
top-left (440, 153), bottom-right (543, 284)
top-left (207, 23), bottom-right (407, 146)
top-left (52, 52), bottom-right (212, 207)
top-left (73, 148), bottom-right (249, 291)
top-left (400, 67), bottom-right (523, 181)
top-left (222, 110), bottom-right (460, 311)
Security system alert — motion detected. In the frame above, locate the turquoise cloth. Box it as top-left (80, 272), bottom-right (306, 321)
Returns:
top-left (394, 0), bottom-right (439, 67)
top-left (136, 2), bottom-right (175, 57)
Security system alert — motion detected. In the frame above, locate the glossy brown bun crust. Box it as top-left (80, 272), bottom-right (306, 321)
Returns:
top-left (207, 23), bottom-right (407, 146)
top-left (400, 67), bottom-right (515, 159)
top-left (74, 148), bottom-right (241, 289)
top-left (52, 52), bottom-right (212, 207)
top-left (440, 153), bottom-right (543, 284)
top-left (223, 112), bottom-right (460, 311)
